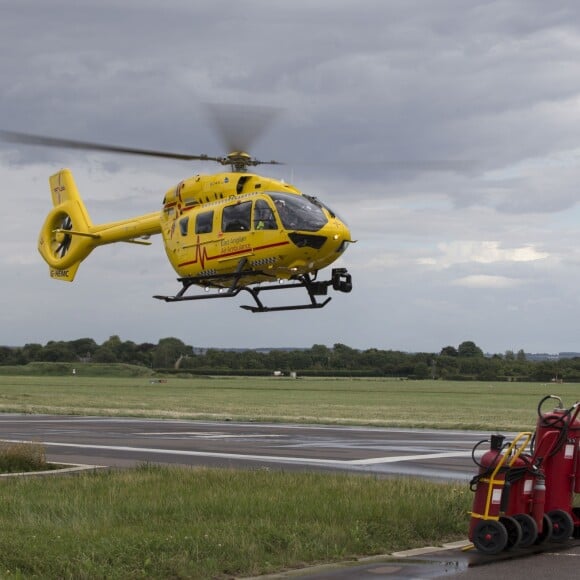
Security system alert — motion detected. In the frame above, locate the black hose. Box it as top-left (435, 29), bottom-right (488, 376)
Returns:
top-left (469, 438), bottom-right (537, 492)
top-left (469, 440), bottom-right (513, 491)
top-left (471, 439), bottom-right (491, 469)
top-left (533, 397), bottom-right (579, 461)
top-left (537, 395), bottom-right (566, 428)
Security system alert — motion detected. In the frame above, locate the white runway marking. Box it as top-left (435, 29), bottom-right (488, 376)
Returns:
top-left (0, 438), bottom-right (470, 467)
top-left (135, 431), bottom-right (284, 439)
top-left (350, 451), bottom-right (472, 465)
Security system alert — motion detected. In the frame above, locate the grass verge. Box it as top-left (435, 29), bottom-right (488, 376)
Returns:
top-left (0, 441), bottom-right (57, 474)
top-left (0, 465), bottom-right (471, 579)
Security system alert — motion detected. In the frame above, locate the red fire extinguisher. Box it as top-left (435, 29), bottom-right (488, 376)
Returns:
top-left (500, 455), bottom-right (548, 547)
top-left (468, 432), bottom-right (532, 553)
top-left (532, 396), bottom-right (580, 541)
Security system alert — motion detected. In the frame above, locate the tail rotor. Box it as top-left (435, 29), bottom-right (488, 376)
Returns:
top-left (54, 214), bottom-right (73, 259)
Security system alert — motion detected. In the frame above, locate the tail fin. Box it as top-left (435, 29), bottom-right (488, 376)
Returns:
top-left (38, 169), bottom-right (162, 282)
top-left (38, 169), bottom-right (97, 282)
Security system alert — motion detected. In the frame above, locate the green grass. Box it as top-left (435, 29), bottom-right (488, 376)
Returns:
top-left (0, 465), bottom-right (471, 579)
top-left (0, 441), bottom-right (56, 473)
top-left (0, 374), bottom-right (574, 431)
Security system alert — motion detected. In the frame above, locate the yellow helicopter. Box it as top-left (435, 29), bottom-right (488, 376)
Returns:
top-left (1, 123), bottom-right (353, 313)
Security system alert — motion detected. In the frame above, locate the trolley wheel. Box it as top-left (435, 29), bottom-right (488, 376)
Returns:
top-left (535, 513), bottom-right (553, 545)
top-left (572, 508), bottom-right (580, 538)
top-left (548, 509), bottom-right (574, 542)
top-left (472, 519), bottom-right (508, 554)
top-left (499, 516), bottom-right (523, 550)
top-left (513, 514), bottom-right (538, 548)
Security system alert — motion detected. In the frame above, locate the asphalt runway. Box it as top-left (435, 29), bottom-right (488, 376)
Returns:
top-left (0, 414), bottom-right (494, 479)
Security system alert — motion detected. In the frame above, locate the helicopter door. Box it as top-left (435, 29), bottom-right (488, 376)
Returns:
top-left (253, 199), bottom-right (278, 231)
top-left (219, 201), bottom-right (253, 263)
top-left (250, 198), bottom-right (286, 270)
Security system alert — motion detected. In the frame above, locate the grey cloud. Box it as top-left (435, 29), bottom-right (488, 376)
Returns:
top-left (3, 0), bottom-right (580, 352)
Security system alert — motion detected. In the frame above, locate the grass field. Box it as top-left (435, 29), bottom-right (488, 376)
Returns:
top-left (0, 373), bottom-right (574, 578)
top-left (0, 374), bottom-right (576, 431)
top-left (0, 465), bottom-right (471, 579)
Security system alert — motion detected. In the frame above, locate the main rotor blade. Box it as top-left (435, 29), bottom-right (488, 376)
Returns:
top-left (0, 130), bottom-right (218, 162)
top-left (205, 103), bottom-right (282, 154)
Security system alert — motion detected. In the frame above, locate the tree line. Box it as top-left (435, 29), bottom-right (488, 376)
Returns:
top-left (1, 337), bottom-right (579, 381)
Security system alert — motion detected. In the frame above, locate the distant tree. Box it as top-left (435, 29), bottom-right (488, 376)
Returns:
top-left (38, 341), bottom-right (75, 362)
top-left (102, 335), bottom-right (122, 352)
top-left (115, 340), bottom-right (140, 364)
top-left (3, 335), bottom-right (577, 382)
top-left (136, 342), bottom-right (156, 367)
top-left (239, 352), bottom-right (265, 369)
top-left (360, 348), bottom-right (384, 368)
top-left (458, 356), bottom-right (488, 376)
top-left (152, 337), bottom-right (192, 368)
top-left (457, 341), bottom-right (484, 358)
top-left (262, 349), bottom-right (289, 371)
top-left (413, 362), bottom-right (431, 379)
top-left (0, 346), bottom-right (17, 364)
top-left (310, 344), bottom-right (330, 368)
top-left (436, 355), bottom-right (459, 378)
top-left (332, 343), bottom-right (357, 369)
top-left (22, 343), bottom-right (43, 363)
top-left (69, 338), bottom-right (98, 359)
top-left (286, 350), bottom-right (311, 370)
top-left (440, 346), bottom-right (458, 357)
top-left (530, 361), bottom-right (558, 382)
top-left (92, 346), bottom-right (117, 363)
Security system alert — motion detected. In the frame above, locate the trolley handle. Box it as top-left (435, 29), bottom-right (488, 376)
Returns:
top-left (486, 432), bottom-right (533, 481)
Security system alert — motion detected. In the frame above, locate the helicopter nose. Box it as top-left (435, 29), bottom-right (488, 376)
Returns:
top-left (332, 221), bottom-right (352, 251)
top-left (288, 232), bottom-right (327, 249)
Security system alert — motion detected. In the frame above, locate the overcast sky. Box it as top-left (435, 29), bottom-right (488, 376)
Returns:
top-left (2, 0), bottom-right (580, 354)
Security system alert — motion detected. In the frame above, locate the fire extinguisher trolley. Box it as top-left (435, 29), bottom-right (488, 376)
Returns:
top-left (468, 395), bottom-right (580, 554)
top-left (468, 432), bottom-right (540, 554)
top-left (531, 396), bottom-right (580, 541)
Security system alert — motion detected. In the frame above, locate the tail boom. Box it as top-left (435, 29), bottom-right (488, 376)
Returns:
top-left (38, 169), bottom-right (161, 281)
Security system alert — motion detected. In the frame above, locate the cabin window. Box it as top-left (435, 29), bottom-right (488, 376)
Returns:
top-left (222, 201), bottom-right (251, 232)
top-left (253, 199), bottom-right (278, 230)
top-left (195, 210), bottom-right (214, 234)
top-left (179, 216), bottom-right (189, 236)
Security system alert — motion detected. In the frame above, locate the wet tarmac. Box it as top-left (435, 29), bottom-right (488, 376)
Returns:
top-left (248, 539), bottom-right (580, 579)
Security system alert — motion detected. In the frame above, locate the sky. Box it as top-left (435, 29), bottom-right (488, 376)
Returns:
top-left (2, 0), bottom-right (580, 354)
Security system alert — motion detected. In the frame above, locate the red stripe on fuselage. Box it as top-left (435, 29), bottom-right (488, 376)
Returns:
top-left (177, 240), bottom-right (290, 269)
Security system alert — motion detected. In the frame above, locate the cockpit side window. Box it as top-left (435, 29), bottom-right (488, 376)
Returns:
top-left (253, 199), bottom-right (278, 230)
top-left (195, 210), bottom-right (214, 234)
top-left (222, 201), bottom-right (251, 232)
top-left (268, 192), bottom-right (328, 232)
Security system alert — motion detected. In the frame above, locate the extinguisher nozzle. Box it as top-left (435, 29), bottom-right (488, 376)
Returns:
top-left (490, 433), bottom-right (506, 450)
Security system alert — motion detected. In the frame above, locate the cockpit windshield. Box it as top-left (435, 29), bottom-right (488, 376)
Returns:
top-left (267, 192), bottom-right (328, 232)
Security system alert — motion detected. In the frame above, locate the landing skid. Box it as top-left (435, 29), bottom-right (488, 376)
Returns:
top-left (153, 267), bottom-right (352, 313)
